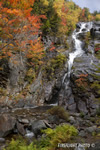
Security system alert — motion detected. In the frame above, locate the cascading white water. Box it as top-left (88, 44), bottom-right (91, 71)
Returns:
top-left (62, 22), bottom-right (93, 86)
top-left (50, 22), bottom-right (92, 106)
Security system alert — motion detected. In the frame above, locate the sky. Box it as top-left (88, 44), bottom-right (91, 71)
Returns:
top-left (72, 0), bottom-right (100, 13)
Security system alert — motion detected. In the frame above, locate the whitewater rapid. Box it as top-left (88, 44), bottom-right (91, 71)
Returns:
top-left (62, 22), bottom-right (93, 85)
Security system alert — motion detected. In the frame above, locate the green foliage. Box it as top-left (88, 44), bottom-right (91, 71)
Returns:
top-left (85, 32), bottom-right (91, 47)
top-left (47, 106), bottom-right (69, 121)
top-left (93, 11), bottom-right (100, 16)
top-left (31, 0), bottom-right (61, 36)
top-left (44, 53), bottom-right (66, 80)
top-left (31, 0), bottom-right (84, 38)
top-left (83, 7), bottom-right (90, 19)
top-left (42, 124), bottom-right (78, 149)
top-left (91, 81), bottom-right (100, 93)
top-left (4, 138), bottom-right (34, 150)
top-left (79, 7), bottom-right (92, 21)
top-left (80, 112), bottom-right (85, 118)
top-left (4, 125), bottom-right (78, 150)
top-left (65, 41), bottom-right (70, 49)
top-left (33, 137), bottom-right (50, 150)
top-left (96, 107), bottom-right (100, 116)
top-left (95, 14), bottom-right (100, 21)
top-left (24, 68), bottom-right (36, 84)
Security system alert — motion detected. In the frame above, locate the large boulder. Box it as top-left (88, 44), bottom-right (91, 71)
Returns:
top-left (0, 114), bottom-right (16, 137)
top-left (31, 120), bottom-right (47, 136)
top-left (16, 122), bottom-right (26, 136)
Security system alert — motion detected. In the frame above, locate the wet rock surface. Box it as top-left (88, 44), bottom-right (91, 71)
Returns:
top-left (56, 22), bottom-right (100, 115)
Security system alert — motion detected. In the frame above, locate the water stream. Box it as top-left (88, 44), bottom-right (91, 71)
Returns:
top-left (62, 21), bottom-right (93, 150)
top-left (62, 22), bottom-right (93, 88)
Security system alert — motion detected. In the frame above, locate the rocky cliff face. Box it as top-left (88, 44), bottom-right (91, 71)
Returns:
top-left (57, 21), bottom-right (100, 115)
top-left (0, 21), bottom-right (100, 115)
top-left (0, 35), bottom-right (67, 108)
top-left (42, 22), bottom-right (100, 114)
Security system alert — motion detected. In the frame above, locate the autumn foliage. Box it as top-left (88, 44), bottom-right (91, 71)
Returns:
top-left (75, 74), bottom-right (88, 89)
top-left (0, 0), bottom-right (45, 66)
top-left (0, 0), bottom-right (93, 65)
top-left (0, 0), bottom-right (95, 70)
top-left (95, 44), bottom-right (100, 53)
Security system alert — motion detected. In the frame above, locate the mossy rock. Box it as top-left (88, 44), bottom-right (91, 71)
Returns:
top-left (44, 53), bottom-right (66, 80)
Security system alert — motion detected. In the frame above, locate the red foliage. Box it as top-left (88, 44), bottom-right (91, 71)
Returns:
top-left (49, 46), bottom-right (56, 51)
top-left (95, 47), bottom-right (100, 52)
top-left (75, 74), bottom-right (88, 88)
top-left (61, 5), bottom-right (69, 14)
top-left (61, 18), bottom-right (67, 26)
top-left (61, 5), bottom-right (68, 26)
top-left (82, 9), bottom-right (85, 17)
top-left (0, 0), bottom-right (45, 66)
top-left (49, 43), bottom-right (56, 51)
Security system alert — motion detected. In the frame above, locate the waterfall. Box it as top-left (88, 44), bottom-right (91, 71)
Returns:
top-left (50, 22), bottom-right (92, 106)
top-left (62, 22), bottom-right (93, 87)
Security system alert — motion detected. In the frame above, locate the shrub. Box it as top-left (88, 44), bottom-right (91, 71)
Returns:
top-left (42, 124), bottom-right (78, 149)
top-left (94, 43), bottom-right (100, 53)
top-left (5, 124), bottom-right (77, 150)
top-left (80, 112), bottom-right (85, 118)
top-left (47, 106), bottom-right (69, 121)
top-left (85, 32), bottom-right (91, 47)
top-left (4, 138), bottom-right (34, 150)
top-left (44, 53), bottom-right (66, 80)
top-left (75, 74), bottom-right (88, 91)
top-left (24, 68), bottom-right (36, 84)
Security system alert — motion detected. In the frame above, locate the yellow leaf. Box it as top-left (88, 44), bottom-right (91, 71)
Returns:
top-left (9, 44), bottom-right (14, 47)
